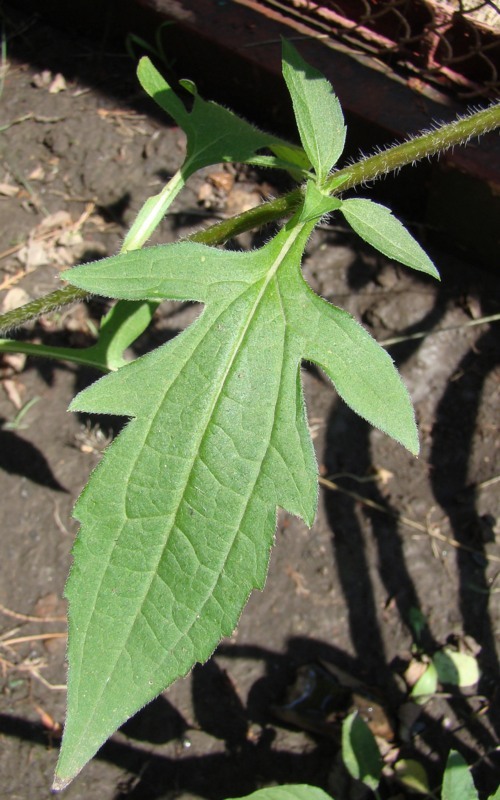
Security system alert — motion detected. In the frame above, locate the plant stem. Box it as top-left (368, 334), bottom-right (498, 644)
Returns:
top-left (1, 102), bottom-right (498, 334)
top-left (325, 102), bottom-right (500, 193)
top-left (0, 194), bottom-right (301, 337)
top-left (0, 285), bottom-right (89, 334)
top-left (121, 168), bottom-right (184, 252)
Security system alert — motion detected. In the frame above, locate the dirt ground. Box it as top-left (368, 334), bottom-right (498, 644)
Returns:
top-left (0, 6), bottom-right (499, 800)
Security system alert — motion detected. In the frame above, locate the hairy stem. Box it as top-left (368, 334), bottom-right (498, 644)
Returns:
top-left (1, 103), bottom-right (498, 334)
top-left (0, 285), bottom-right (89, 334)
top-left (325, 102), bottom-right (500, 193)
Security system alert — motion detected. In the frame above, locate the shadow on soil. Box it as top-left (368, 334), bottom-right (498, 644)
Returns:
top-left (320, 260), bottom-right (500, 794)
top-left (1, 635), bottom-right (499, 798)
top-left (0, 424), bottom-right (68, 491)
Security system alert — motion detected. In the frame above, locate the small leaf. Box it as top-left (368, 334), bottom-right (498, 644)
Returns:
top-left (298, 294), bottom-right (419, 455)
top-left (432, 648), bottom-right (479, 687)
top-left (394, 759), bottom-right (430, 794)
top-left (442, 751), bottom-right (479, 800)
top-left (268, 141), bottom-right (312, 172)
top-left (282, 39), bottom-right (346, 183)
top-left (226, 786), bottom-right (334, 800)
top-left (341, 711), bottom-right (382, 791)
top-left (137, 56), bottom-right (302, 177)
top-left (340, 199), bottom-right (439, 278)
top-left (125, 58), bottom-right (309, 250)
top-left (410, 661), bottom-right (438, 702)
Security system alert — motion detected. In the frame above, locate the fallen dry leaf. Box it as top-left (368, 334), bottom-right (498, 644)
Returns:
top-left (37, 210), bottom-right (73, 234)
top-left (17, 240), bottom-right (51, 269)
top-left (28, 165), bottom-right (46, 181)
top-left (0, 182), bottom-right (19, 197)
top-left (2, 378), bottom-right (25, 409)
top-left (403, 658), bottom-right (428, 689)
top-left (207, 170), bottom-right (235, 193)
top-left (0, 352), bottom-right (27, 374)
top-left (374, 466), bottom-right (394, 485)
top-left (33, 592), bottom-right (67, 621)
top-left (1, 287), bottom-right (31, 313)
top-left (285, 564), bottom-right (310, 596)
top-left (48, 73), bottom-right (67, 94)
top-left (32, 70), bottom-right (53, 89)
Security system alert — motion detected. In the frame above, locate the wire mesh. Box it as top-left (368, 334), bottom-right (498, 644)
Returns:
top-left (262, 0), bottom-right (500, 98)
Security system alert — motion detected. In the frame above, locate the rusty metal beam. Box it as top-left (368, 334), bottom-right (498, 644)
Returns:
top-left (15, 0), bottom-right (500, 262)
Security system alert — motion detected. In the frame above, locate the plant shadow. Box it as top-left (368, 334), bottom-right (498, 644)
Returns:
top-left (2, 632), bottom-right (499, 798)
top-left (319, 241), bottom-right (500, 775)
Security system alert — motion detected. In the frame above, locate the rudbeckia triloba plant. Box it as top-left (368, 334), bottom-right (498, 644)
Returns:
top-left (0, 40), bottom-right (499, 790)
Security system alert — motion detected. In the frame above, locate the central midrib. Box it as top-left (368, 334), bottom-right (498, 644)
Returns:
top-left (70, 221), bottom-right (307, 752)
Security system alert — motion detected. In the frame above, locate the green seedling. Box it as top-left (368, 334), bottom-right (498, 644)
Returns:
top-left (1, 395), bottom-right (39, 430)
top-left (411, 646), bottom-right (480, 703)
top-left (339, 712), bottom-right (498, 798)
top-left (342, 711), bottom-right (383, 796)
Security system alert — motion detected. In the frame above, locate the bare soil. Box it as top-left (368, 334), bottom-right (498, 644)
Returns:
top-left (0, 7), bottom-right (499, 800)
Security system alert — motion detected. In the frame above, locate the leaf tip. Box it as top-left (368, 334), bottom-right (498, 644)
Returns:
top-left (397, 421), bottom-right (419, 457)
top-left (408, 434), bottom-right (420, 458)
top-left (137, 54), bottom-right (151, 70)
top-left (51, 773), bottom-right (72, 792)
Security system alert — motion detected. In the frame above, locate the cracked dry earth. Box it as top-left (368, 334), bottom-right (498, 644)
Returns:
top-left (0, 8), bottom-right (499, 800)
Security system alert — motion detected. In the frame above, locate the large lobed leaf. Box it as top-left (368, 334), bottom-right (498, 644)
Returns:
top-left (54, 185), bottom-right (418, 787)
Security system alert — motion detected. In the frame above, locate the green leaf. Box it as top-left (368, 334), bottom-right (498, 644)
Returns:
top-left (410, 661), bottom-right (438, 703)
top-left (341, 711), bottom-right (382, 791)
top-left (340, 199), bottom-right (440, 278)
top-left (282, 39), bottom-right (346, 183)
top-left (488, 786), bottom-right (500, 800)
top-left (408, 606), bottom-right (428, 644)
top-left (54, 184), bottom-right (418, 787)
top-left (226, 787), bottom-right (334, 800)
top-left (124, 57), bottom-right (309, 251)
top-left (432, 648), bottom-right (479, 688)
top-left (393, 759), bottom-right (430, 794)
top-left (442, 751), bottom-right (479, 800)
top-left (300, 180), bottom-right (342, 222)
top-left (137, 56), bottom-right (304, 177)
top-left (268, 141), bottom-right (313, 172)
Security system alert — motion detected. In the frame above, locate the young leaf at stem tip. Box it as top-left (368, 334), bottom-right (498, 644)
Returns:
top-left (282, 39), bottom-right (346, 184)
top-left (341, 198), bottom-right (440, 278)
top-left (137, 55), bottom-right (310, 178)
